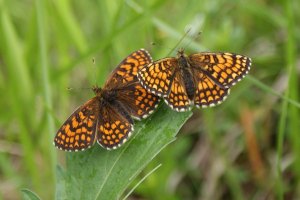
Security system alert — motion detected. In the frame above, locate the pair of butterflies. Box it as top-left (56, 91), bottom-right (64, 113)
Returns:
top-left (54, 49), bottom-right (251, 151)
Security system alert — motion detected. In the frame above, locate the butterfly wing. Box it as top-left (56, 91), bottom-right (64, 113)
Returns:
top-left (97, 102), bottom-right (134, 150)
top-left (116, 83), bottom-right (160, 120)
top-left (106, 49), bottom-right (161, 120)
top-left (105, 49), bottom-right (153, 87)
top-left (54, 98), bottom-right (99, 152)
top-left (163, 71), bottom-right (191, 112)
top-left (137, 57), bottom-right (178, 97)
top-left (189, 53), bottom-right (251, 88)
top-left (191, 68), bottom-right (230, 108)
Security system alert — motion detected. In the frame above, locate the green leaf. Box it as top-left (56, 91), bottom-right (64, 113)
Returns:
top-left (21, 189), bottom-right (41, 200)
top-left (57, 104), bottom-right (192, 200)
top-left (55, 165), bottom-right (67, 199)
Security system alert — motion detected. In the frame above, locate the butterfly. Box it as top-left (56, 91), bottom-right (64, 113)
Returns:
top-left (54, 49), bottom-right (160, 151)
top-left (137, 49), bottom-right (251, 112)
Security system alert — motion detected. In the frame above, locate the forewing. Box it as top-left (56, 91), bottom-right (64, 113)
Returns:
top-left (97, 104), bottom-right (133, 150)
top-left (164, 72), bottom-right (191, 112)
top-left (54, 98), bottom-right (98, 152)
top-left (137, 57), bottom-right (178, 97)
top-left (189, 53), bottom-right (251, 88)
top-left (105, 49), bottom-right (153, 88)
top-left (192, 69), bottom-right (230, 108)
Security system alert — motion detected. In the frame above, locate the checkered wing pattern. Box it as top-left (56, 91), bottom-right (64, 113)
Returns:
top-left (95, 49), bottom-right (160, 149)
top-left (192, 69), bottom-right (230, 108)
top-left (137, 57), bottom-right (178, 97)
top-left (106, 49), bottom-right (153, 87)
top-left (164, 72), bottom-right (191, 112)
top-left (97, 103), bottom-right (133, 150)
top-left (189, 53), bottom-right (251, 88)
top-left (107, 49), bottom-right (160, 120)
top-left (117, 84), bottom-right (160, 120)
top-left (54, 98), bottom-right (98, 152)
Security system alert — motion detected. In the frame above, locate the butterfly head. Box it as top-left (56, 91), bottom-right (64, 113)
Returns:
top-left (177, 48), bottom-right (187, 58)
top-left (92, 85), bottom-right (103, 96)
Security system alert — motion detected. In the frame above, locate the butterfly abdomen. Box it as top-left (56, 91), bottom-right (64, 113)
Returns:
top-left (178, 56), bottom-right (195, 100)
top-left (101, 90), bottom-right (134, 124)
top-left (113, 101), bottom-right (134, 124)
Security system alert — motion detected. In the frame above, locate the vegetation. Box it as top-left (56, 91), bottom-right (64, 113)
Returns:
top-left (0, 0), bottom-right (299, 199)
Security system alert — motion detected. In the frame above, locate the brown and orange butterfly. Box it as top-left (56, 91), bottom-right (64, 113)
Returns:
top-left (137, 49), bottom-right (251, 112)
top-left (54, 49), bottom-right (160, 151)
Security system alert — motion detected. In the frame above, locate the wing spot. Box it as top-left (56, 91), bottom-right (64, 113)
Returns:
top-left (88, 120), bottom-right (93, 128)
top-left (76, 129), bottom-right (81, 134)
top-left (148, 101), bottom-right (154, 106)
top-left (232, 73), bottom-right (238, 79)
top-left (72, 120), bottom-right (79, 128)
top-left (87, 137), bottom-right (91, 142)
top-left (221, 72), bottom-right (228, 79)
top-left (65, 124), bottom-right (70, 133)
top-left (160, 81), bottom-right (165, 88)
top-left (81, 134), bottom-right (85, 141)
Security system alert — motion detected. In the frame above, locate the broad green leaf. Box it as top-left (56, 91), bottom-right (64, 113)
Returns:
top-left (55, 165), bottom-right (67, 199)
top-left (57, 104), bottom-right (192, 200)
top-left (21, 189), bottom-right (41, 200)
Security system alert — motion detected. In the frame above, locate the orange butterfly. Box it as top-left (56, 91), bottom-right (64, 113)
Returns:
top-left (54, 49), bottom-right (160, 151)
top-left (137, 49), bottom-right (251, 111)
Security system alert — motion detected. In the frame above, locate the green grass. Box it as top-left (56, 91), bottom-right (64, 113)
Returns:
top-left (0, 0), bottom-right (299, 199)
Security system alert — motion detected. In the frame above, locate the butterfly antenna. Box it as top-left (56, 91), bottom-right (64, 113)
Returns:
top-left (91, 57), bottom-right (98, 87)
top-left (66, 87), bottom-right (93, 92)
top-left (182, 31), bottom-right (202, 51)
top-left (167, 28), bottom-right (191, 56)
top-left (150, 41), bottom-right (174, 53)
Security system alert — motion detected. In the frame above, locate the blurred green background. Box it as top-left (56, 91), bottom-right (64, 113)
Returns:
top-left (0, 0), bottom-right (299, 199)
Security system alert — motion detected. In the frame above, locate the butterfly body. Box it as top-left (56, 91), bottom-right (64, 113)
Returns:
top-left (54, 49), bottom-right (160, 151)
top-left (137, 49), bottom-right (251, 112)
top-left (176, 50), bottom-right (196, 101)
top-left (93, 86), bottom-right (134, 124)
